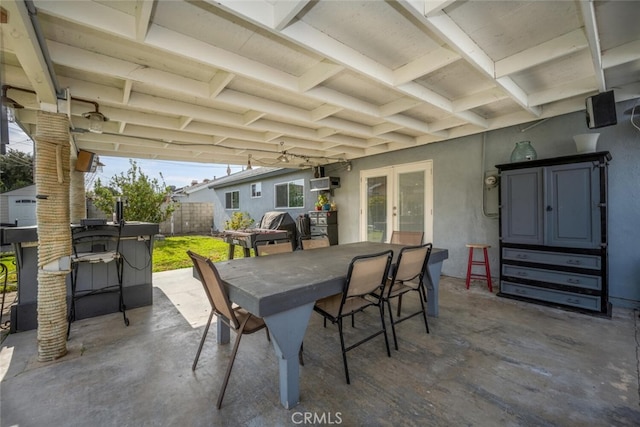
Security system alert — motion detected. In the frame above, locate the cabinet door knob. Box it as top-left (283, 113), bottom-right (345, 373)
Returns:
top-left (546, 205), bottom-right (553, 212)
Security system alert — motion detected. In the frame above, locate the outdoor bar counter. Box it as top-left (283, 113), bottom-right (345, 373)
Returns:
top-left (4, 222), bottom-right (159, 332)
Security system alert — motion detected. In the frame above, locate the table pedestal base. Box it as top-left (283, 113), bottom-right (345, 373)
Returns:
top-left (264, 302), bottom-right (314, 409)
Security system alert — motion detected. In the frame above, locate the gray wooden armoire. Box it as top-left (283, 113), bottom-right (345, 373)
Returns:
top-left (496, 151), bottom-right (611, 316)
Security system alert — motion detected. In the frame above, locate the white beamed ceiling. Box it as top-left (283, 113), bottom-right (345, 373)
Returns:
top-left (1, 0), bottom-right (639, 167)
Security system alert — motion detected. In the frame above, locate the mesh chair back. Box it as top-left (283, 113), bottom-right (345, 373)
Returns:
top-left (188, 251), bottom-right (240, 330)
top-left (344, 250), bottom-right (393, 298)
top-left (256, 241), bottom-right (293, 256)
top-left (393, 243), bottom-right (432, 283)
top-left (390, 231), bottom-right (424, 245)
top-left (301, 236), bottom-right (330, 250)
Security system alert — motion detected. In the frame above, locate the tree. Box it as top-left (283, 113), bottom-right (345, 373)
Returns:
top-left (91, 159), bottom-right (177, 223)
top-left (0, 148), bottom-right (34, 192)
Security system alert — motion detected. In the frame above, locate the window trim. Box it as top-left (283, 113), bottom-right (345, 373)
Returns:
top-left (225, 190), bottom-right (240, 210)
top-left (250, 182), bottom-right (262, 198)
top-left (274, 179), bottom-right (305, 209)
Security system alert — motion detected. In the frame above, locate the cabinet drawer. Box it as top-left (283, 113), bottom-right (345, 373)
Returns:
top-left (310, 225), bottom-right (326, 234)
top-left (502, 248), bottom-right (601, 270)
top-left (501, 281), bottom-right (600, 311)
top-left (308, 212), bottom-right (337, 225)
top-left (502, 265), bottom-right (601, 291)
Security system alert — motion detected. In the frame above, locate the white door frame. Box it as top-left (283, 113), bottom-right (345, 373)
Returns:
top-left (359, 160), bottom-right (433, 243)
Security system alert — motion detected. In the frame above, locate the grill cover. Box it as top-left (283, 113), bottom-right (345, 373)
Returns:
top-left (258, 211), bottom-right (297, 248)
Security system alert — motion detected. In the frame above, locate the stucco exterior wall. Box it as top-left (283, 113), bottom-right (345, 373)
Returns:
top-left (332, 98), bottom-right (640, 309)
top-left (211, 169), bottom-right (317, 233)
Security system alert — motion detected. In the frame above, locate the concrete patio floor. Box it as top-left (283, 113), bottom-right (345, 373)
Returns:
top-left (1, 269), bottom-right (639, 426)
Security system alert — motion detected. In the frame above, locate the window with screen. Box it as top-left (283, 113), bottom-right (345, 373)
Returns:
top-left (275, 179), bottom-right (304, 208)
top-left (251, 182), bottom-right (262, 198)
top-left (225, 191), bottom-right (239, 209)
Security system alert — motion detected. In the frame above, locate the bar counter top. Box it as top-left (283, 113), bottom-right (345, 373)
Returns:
top-left (3, 222), bottom-right (160, 243)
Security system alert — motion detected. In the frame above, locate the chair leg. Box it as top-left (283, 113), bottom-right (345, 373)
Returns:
top-left (193, 310), bottom-right (215, 371)
top-left (337, 318), bottom-right (350, 384)
top-left (67, 265), bottom-right (78, 339)
top-left (379, 303), bottom-right (391, 357)
top-left (217, 317), bottom-right (249, 409)
top-left (465, 247), bottom-right (473, 289)
top-left (483, 247), bottom-right (493, 293)
top-left (299, 342), bottom-right (304, 366)
top-left (396, 294), bottom-right (403, 317)
top-left (418, 286), bottom-right (430, 334)
top-left (386, 299), bottom-right (399, 351)
top-left (265, 327), bottom-right (271, 342)
top-left (422, 271), bottom-right (432, 302)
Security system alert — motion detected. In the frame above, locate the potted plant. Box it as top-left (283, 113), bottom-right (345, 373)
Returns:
top-left (317, 193), bottom-right (330, 211)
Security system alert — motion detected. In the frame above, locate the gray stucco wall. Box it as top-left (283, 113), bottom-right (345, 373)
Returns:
top-left (211, 169), bottom-right (317, 233)
top-left (332, 98), bottom-right (640, 309)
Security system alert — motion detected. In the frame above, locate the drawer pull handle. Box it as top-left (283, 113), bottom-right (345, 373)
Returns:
top-left (517, 272), bottom-right (528, 276)
top-left (516, 254), bottom-right (528, 259)
top-left (566, 259), bottom-right (581, 265)
top-left (567, 278), bottom-right (581, 284)
top-left (515, 289), bottom-right (528, 295)
top-left (566, 298), bottom-right (581, 304)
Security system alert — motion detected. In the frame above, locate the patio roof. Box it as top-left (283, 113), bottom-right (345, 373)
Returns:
top-left (1, 1), bottom-right (638, 167)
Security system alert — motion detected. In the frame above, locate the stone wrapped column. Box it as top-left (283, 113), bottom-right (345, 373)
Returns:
top-left (34, 111), bottom-right (70, 361)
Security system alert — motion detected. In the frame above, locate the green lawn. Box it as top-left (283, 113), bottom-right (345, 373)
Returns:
top-left (1, 254), bottom-right (18, 293)
top-left (152, 235), bottom-right (251, 272)
top-left (0, 235), bottom-right (245, 293)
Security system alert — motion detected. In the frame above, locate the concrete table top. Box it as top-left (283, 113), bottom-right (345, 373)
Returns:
top-left (216, 242), bottom-right (448, 317)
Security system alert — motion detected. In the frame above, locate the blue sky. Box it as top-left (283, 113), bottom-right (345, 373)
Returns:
top-left (90, 156), bottom-right (243, 189)
top-left (7, 122), bottom-right (243, 189)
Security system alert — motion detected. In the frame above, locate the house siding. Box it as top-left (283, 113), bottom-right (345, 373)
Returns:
top-left (1, 185), bottom-right (37, 226)
top-left (210, 169), bottom-right (316, 232)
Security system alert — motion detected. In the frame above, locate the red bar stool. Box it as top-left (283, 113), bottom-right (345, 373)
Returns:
top-left (465, 243), bottom-right (493, 292)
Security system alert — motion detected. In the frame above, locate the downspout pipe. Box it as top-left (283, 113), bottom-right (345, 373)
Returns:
top-left (25, 0), bottom-right (64, 99)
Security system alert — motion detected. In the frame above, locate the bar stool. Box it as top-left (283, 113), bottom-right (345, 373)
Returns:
top-left (465, 243), bottom-right (493, 292)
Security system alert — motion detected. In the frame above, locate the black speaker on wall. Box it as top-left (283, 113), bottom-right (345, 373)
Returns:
top-left (586, 90), bottom-right (617, 129)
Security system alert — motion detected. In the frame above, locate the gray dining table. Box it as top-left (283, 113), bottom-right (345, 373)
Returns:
top-left (212, 241), bottom-right (448, 409)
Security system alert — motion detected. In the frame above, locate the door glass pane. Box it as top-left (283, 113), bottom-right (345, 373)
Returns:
top-left (398, 171), bottom-right (424, 233)
top-left (366, 176), bottom-right (387, 242)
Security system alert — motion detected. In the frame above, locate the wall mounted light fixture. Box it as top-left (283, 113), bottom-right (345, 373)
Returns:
top-left (75, 97), bottom-right (108, 133)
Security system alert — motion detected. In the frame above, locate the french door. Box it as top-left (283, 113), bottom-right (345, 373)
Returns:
top-left (360, 160), bottom-right (433, 243)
